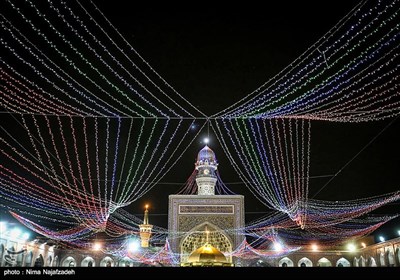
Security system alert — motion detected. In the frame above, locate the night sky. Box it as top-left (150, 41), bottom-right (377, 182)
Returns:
top-left (1, 0), bottom-right (399, 241)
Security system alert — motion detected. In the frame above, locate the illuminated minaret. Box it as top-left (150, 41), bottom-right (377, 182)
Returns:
top-left (139, 205), bottom-right (153, 248)
top-left (195, 145), bottom-right (218, 195)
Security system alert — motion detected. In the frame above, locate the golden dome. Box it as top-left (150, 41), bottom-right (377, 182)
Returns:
top-left (187, 243), bottom-right (228, 264)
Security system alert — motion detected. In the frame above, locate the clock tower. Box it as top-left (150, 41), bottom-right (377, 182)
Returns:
top-left (195, 145), bottom-right (218, 195)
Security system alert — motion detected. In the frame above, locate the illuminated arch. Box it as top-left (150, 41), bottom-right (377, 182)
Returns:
top-left (46, 256), bottom-right (53, 267)
top-left (359, 256), bottom-right (366, 267)
top-left (298, 257), bottom-right (312, 267)
top-left (387, 251), bottom-right (395, 267)
top-left (379, 252), bottom-right (385, 267)
top-left (81, 256), bottom-right (96, 267)
top-left (118, 256), bottom-right (133, 267)
top-left (279, 257), bottom-right (294, 267)
top-left (34, 254), bottom-right (44, 267)
top-left (368, 256), bottom-right (377, 267)
top-left (336, 257), bottom-right (350, 267)
top-left (61, 256), bottom-right (76, 267)
top-left (100, 256), bottom-right (115, 267)
top-left (317, 257), bottom-right (332, 267)
top-left (179, 222), bottom-right (232, 264)
top-left (53, 256), bottom-right (59, 267)
top-left (24, 251), bottom-right (33, 267)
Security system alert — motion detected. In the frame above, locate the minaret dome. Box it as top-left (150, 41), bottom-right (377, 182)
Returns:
top-left (195, 145), bottom-right (218, 195)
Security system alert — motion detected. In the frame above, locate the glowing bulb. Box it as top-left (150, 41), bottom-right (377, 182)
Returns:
top-left (204, 138), bottom-right (209, 144)
top-left (379, 236), bottom-right (385, 242)
top-left (397, 230), bottom-right (400, 237)
top-left (93, 243), bottom-right (102, 251)
top-left (361, 242), bottom-right (366, 248)
top-left (128, 240), bottom-right (140, 252)
top-left (311, 244), bottom-right (318, 251)
top-left (145, 204), bottom-right (149, 210)
top-left (347, 244), bottom-right (356, 252)
top-left (273, 242), bottom-right (283, 252)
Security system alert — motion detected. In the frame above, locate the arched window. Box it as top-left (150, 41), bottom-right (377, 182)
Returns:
top-left (279, 257), bottom-right (294, 267)
top-left (359, 256), bottom-right (366, 267)
top-left (24, 251), bottom-right (33, 267)
top-left (353, 257), bottom-right (359, 267)
top-left (61, 256), bottom-right (76, 267)
top-left (298, 257), bottom-right (312, 267)
top-left (317, 257), bottom-right (332, 267)
top-left (100, 257), bottom-right (114, 267)
top-left (34, 255), bottom-right (44, 267)
top-left (336, 257), bottom-right (350, 267)
top-left (81, 257), bottom-right (95, 267)
top-left (379, 252), bottom-right (385, 267)
top-left (368, 256), bottom-right (377, 267)
top-left (47, 256), bottom-right (53, 267)
top-left (387, 251), bottom-right (395, 267)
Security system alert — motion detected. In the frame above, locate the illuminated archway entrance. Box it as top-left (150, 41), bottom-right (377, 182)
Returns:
top-left (180, 222), bottom-right (232, 264)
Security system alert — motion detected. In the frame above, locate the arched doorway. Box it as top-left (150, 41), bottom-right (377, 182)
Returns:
top-left (359, 256), bottom-right (366, 267)
top-left (100, 257), bottom-right (114, 267)
top-left (46, 256), bottom-right (53, 267)
top-left (61, 256), bottom-right (76, 267)
top-left (379, 252), bottom-right (385, 267)
top-left (34, 255), bottom-right (44, 267)
top-left (180, 222), bottom-right (232, 264)
top-left (81, 257), bottom-right (95, 267)
top-left (298, 257), bottom-right (312, 267)
top-left (118, 257), bottom-right (132, 267)
top-left (317, 257), bottom-right (332, 267)
top-left (24, 251), bottom-right (33, 267)
top-left (387, 251), bottom-right (395, 267)
top-left (279, 257), bottom-right (294, 267)
top-left (336, 257), bottom-right (350, 267)
top-left (368, 256), bottom-right (377, 267)
top-left (353, 257), bottom-right (359, 267)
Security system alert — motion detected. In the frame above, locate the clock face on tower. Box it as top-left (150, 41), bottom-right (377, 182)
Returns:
top-left (203, 169), bottom-right (210, 175)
